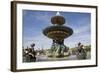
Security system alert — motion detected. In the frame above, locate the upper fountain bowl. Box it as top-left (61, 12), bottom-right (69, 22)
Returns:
top-left (51, 16), bottom-right (65, 25)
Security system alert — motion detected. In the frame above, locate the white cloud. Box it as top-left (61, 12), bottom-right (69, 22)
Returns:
top-left (64, 33), bottom-right (91, 48)
top-left (23, 34), bottom-right (52, 49)
top-left (73, 24), bottom-right (90, 34)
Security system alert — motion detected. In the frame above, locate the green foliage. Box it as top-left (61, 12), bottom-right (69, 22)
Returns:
top-left (84, 45), bottom-right (91, 52)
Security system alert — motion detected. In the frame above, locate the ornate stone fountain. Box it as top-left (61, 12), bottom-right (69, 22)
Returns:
top-left (43, 12), bottom-right (73, 57)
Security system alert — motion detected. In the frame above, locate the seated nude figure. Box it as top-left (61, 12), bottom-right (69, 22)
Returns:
top-left (76, 42), bottom-right (87, 59)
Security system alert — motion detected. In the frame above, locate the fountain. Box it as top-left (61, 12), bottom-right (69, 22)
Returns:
top-left (43, 12), bottom-right (73, 57)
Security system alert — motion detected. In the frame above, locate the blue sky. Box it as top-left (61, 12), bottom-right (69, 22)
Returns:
top-left (22, 10), bottom-right (91, 49)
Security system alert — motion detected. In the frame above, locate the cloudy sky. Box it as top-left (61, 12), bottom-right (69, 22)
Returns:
top-left (22, 10), bottom-right (91, 49)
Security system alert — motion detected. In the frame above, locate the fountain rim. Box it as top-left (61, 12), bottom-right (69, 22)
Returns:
top-left (43, 26), bottom-right (73, 39)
